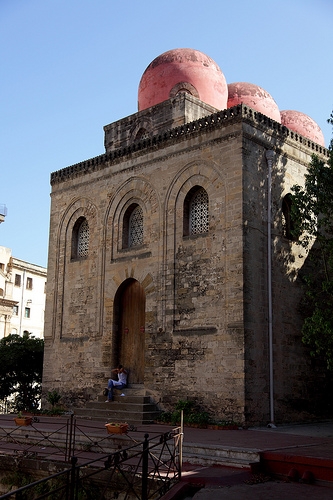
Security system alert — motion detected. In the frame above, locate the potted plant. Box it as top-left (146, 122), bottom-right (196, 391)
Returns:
top-left (14, 411), bottom-right (33, 426)
top-left (105, 422), bottom-right (129, 434)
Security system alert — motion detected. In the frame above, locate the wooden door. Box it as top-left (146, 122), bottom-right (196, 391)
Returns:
top-left (119, 280), bottom-right (145, 383)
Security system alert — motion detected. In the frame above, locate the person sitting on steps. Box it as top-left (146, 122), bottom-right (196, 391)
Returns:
top-left (105, 364), bottom-right (128, 402)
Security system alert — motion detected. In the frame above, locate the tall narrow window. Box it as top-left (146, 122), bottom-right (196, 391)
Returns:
top-left (282, 194), bottom-right (296, 241)
top-left (71, 217), bottom-right (90, 259)
top-left (15, 274), bottom-right (21, 287)
top-left (26, 277), bottom-right (33, 290)
top-left (78, 219), bottom-right (90, 256)
top-left (183, 186), bottom-right (209, 236)
top-left (129, 206), bottom-right (144, 247)
top-left (25, 307), bottom-right (31, 318)
top-left (122, 204), bottom-right (144, 248)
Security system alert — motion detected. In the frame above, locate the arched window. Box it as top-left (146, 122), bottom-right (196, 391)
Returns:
top-left (122, 204), bottom-right (144, 248)
top-left (282, 194), bottom-right (296, 241)
top-left (169, 82), bottom-right (199, 99)
top-left (71, 217), bottom-right (90, 259)
top-left (134, 128), bottom-right (149, 142)
top-left (183, 186), bottom-right (209, 236)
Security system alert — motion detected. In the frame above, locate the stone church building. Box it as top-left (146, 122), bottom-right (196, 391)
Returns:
top-left (43, 48), bottom-right (329, 425)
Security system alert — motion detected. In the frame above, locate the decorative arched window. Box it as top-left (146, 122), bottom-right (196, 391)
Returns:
top-left (71, 217), bottom-right (90, 259)
top-left (169, 82), bottom-right (199, 99)
top-left (183, 186), bottom-right (209, 236)
top-left (282, 194), bottom-right (296, 241)
top-left (134, 128), bottom-right (150, 142)
top-left (122, 204), bottom-right (144, 249)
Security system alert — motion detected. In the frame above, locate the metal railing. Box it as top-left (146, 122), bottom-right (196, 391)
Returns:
top-left (0, 414), bottom-right (75, 462)
top-left (0, 413), bottom-right (179, 463)
top-left (0, 428), bottom-right (182, 499)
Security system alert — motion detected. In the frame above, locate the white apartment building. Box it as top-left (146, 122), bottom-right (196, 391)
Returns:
top-left (0, 246), bottom-right (47, 339)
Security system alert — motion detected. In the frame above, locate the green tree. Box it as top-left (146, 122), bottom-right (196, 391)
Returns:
top-left (0, 333), bottom-right (44, 411)
top-left (291, 112), bottom-right (333, 369)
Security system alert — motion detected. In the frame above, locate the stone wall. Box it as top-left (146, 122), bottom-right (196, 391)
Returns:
top-left (43, 102), bottom-right (330, 424)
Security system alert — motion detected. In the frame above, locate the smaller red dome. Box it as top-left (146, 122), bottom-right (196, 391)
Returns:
top-left (138, 48), bottom-right (228, 111)
top-left (227, 82), bottom-right (281, 123)
top-left (280, 110), bottom-right (325, 147)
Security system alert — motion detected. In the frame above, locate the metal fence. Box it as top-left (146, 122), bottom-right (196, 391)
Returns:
top-left (0, 414), bottom-right (76, 462)
top-left (0, 415), bottom-right (182, 499)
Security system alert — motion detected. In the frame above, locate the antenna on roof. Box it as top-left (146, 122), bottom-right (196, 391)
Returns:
top-left (0, 204), bottom-right (7, 224)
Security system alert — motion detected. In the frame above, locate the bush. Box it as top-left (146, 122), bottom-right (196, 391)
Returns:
top-left (47, 390), bottom-right (61, 408)
top-left (158, 399), bottom-right (210, 426)
top-left (0, 333), bottom-right (44, 411)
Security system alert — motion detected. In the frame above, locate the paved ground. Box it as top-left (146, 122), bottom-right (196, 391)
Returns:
top-left (170, 421), bottom-right (333, 500)
top-left (190, 481), bottom-right (333, 500)
top-left (1, 415), bottom-right (333, 499)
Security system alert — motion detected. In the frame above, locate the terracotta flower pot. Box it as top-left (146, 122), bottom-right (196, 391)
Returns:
top-left (105, 423), bottom-right (128, 434)
top-left (14, 417), bottom-right (33, 426)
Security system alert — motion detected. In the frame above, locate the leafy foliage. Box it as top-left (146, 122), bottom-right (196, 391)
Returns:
top-left (291, 112), bottom-right (333, 369)
top-left (0, 333), bottom-right (44, 411)
top-left (47, 389), bottom-right (61, 408)
top-left (159, 399), bottom-right (210, 426)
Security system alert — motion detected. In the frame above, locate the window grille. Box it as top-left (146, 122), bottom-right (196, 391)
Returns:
top-left (129, 206), bottom-right (144, 247)
top-left (77, 219), bottom-right (90, 257)
top-left (189, 188), bottom-right (209, 234)
top-left (135, 128), bottom-right (149, 141)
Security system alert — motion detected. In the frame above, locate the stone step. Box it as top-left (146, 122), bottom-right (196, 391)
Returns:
top-left (182, 443), bottom-right (260, 468)
top-left (74, 408), bottom-right (160, 424)
top-left (101, 384), bottom-right (147, 396)
top-left (96, 395), bottom-right (153, 404)
top-left (73, 390), bottom-right (161, 425)
top-left (89, 402), bottom-right (158, 412)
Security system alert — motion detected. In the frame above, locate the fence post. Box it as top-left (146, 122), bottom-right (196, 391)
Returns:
top-left (69, 456), bottom-right (78, 500)
top-left (66, 413), bottom-right (75, 462)
top-left (180, 409), bottom-right (183, 478)
top-left (141, 433), bottom-right (149, 500)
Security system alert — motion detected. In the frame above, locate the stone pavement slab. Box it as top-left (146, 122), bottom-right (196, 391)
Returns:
top-left (160, 422), bottom-right (333, 499)
top-left (192, 481), bottom-right (333, 500)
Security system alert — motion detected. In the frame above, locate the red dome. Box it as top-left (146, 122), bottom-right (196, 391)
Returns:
top-left (227, 82), bottom-right (281, 123)
top-left (280, 110), bottom-right (325, 146)
top-left (138, 48), bottom-right (228, 111)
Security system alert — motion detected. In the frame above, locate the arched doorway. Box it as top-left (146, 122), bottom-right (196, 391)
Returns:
top-left (113, 279), bottom-right (145, 383)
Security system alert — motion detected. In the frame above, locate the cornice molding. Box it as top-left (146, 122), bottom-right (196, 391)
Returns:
top-left (51, 104), bottom-right (329, 185)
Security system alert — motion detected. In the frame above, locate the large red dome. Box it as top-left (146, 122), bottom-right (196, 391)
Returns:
top-left (280, 110), bottom-right (325, 146)
top-left (138, 48), bottom-right (228, 111)
top-left (227, 82), bottom-right (281, 123)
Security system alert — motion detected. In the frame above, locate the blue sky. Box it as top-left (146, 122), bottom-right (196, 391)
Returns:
top-left (1, 0), bottom-right (332, 268)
